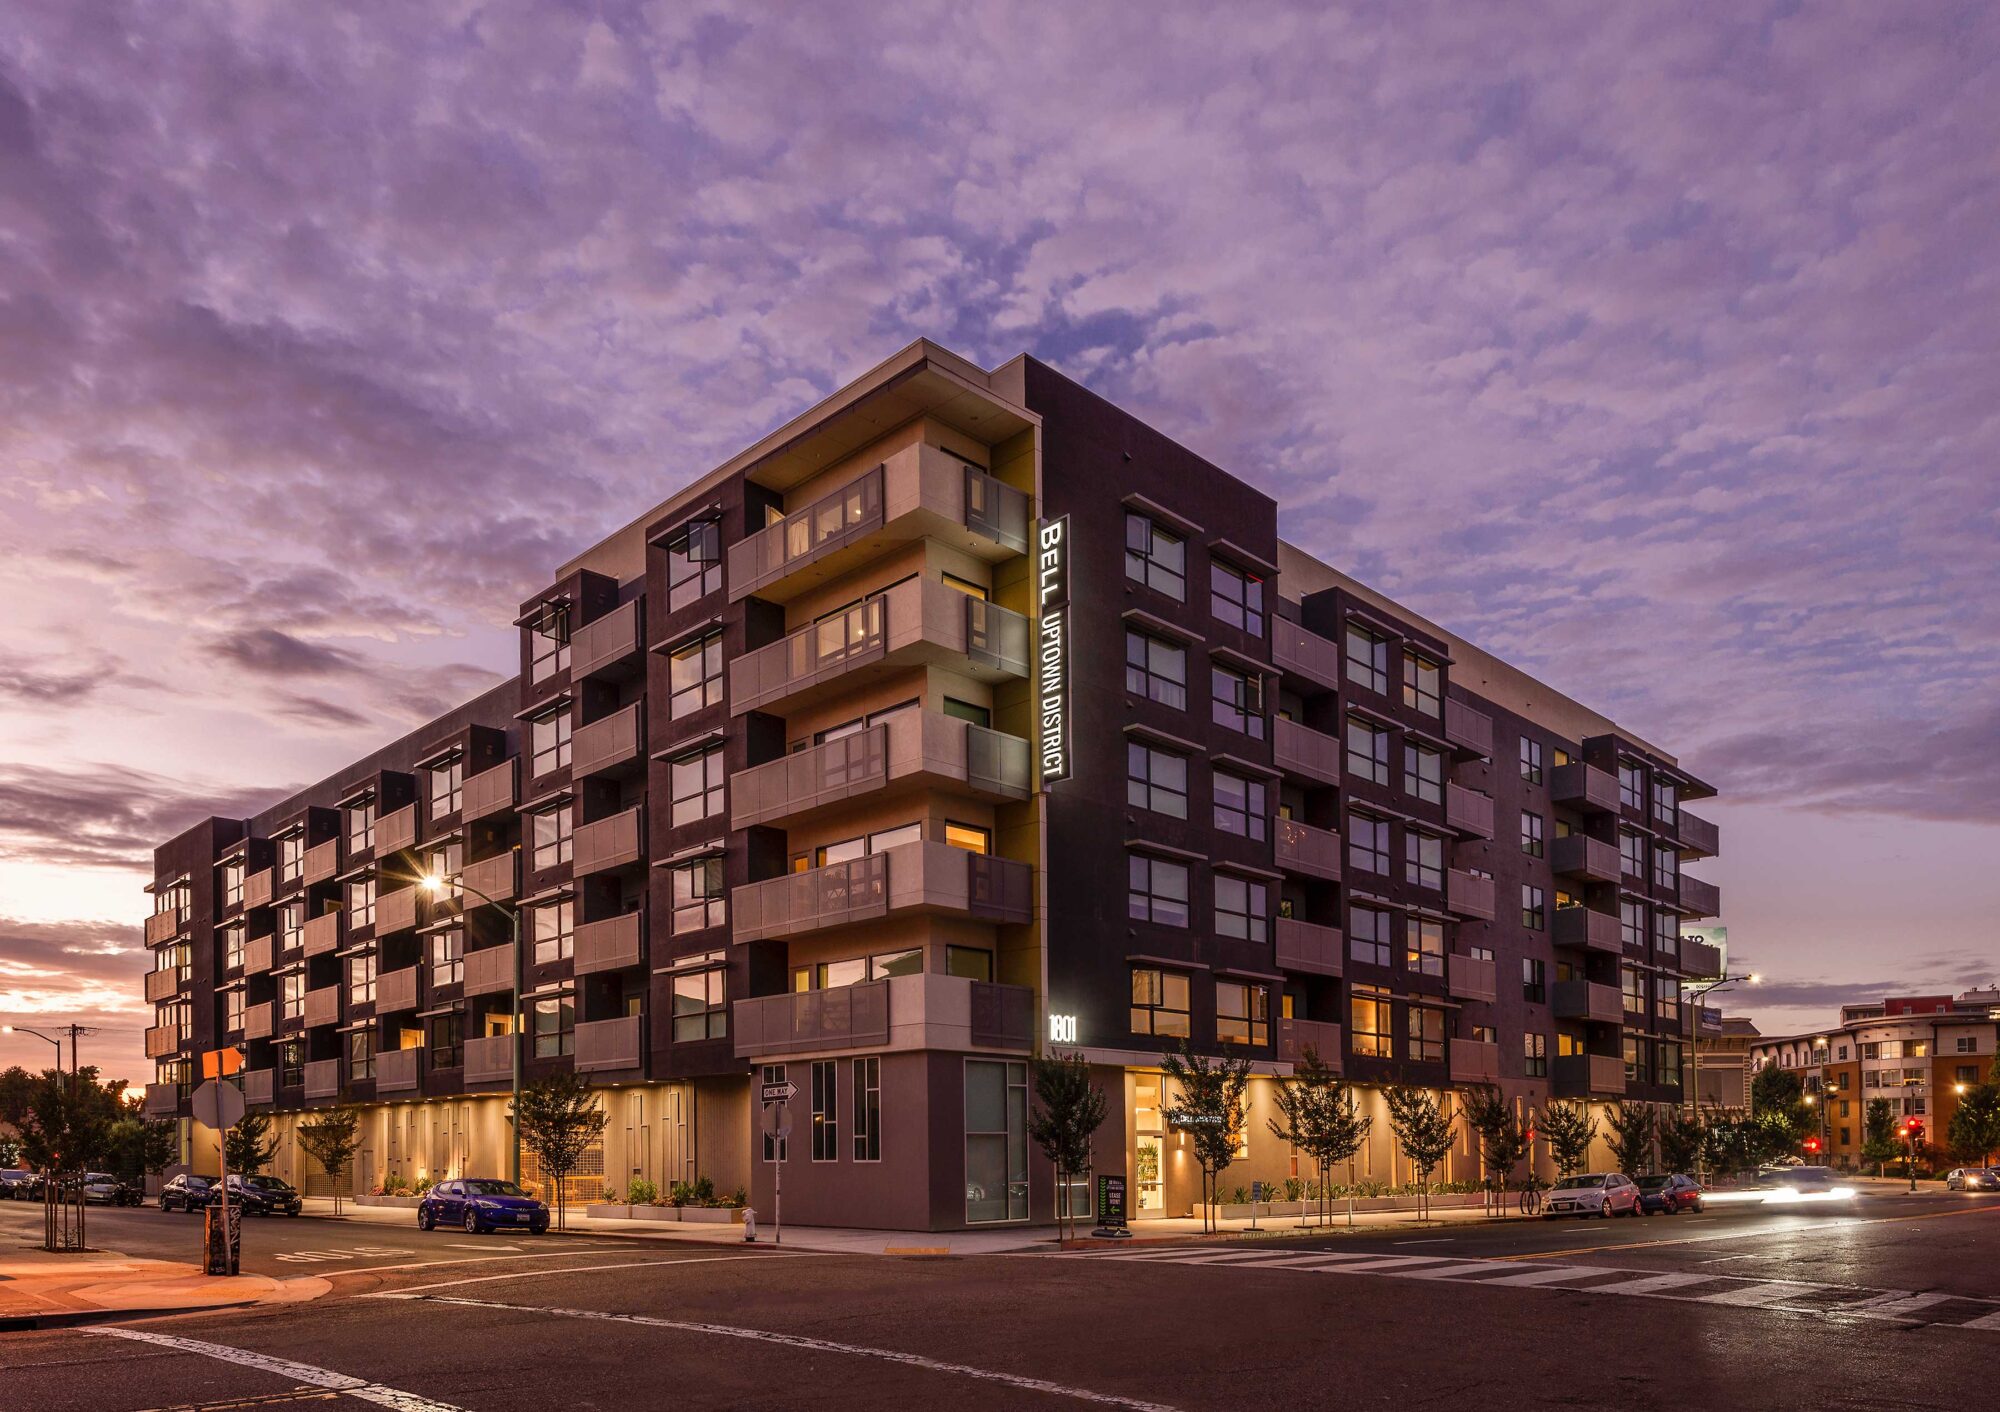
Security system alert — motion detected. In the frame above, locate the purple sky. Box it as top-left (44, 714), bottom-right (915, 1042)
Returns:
top-left (3, 3), bottom-right (1996, 1080)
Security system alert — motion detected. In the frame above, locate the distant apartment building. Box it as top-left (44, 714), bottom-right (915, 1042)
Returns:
top-left (1693, 1013), bottom-right (1760, 1113)
top-left (142, 341), bottom-right (1725, 1229)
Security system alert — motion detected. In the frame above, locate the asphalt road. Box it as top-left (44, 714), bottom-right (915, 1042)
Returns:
top-left (5, 1191), bottom-right (1999, 1410)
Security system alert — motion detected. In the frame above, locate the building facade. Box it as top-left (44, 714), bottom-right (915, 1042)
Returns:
top-left (142, 341), bottom-right (1724, 1228)
top-left (1693, 1014), bottom-right (1761, 1114)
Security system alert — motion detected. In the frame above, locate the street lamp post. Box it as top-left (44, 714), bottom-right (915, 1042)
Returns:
top-left (1, 1024), bottom-right (64, 1072)
top-left (419, 873), bottom-right (524, 1185)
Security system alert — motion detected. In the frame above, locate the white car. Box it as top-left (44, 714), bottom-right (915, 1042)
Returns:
top-left (1543, 1172), bottom-right (1642, 1219)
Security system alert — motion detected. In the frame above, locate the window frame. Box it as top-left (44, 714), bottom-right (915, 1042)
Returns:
top-left (1124, 513), bottom-right (1186, 600)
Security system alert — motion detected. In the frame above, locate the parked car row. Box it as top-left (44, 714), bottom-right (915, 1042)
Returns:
top-left (0, 1168), bottom-right (45, 1199)
top-left (1544, 1172), bottom-right (1710, 1219)
top-left (158, 1172), bottom-right (303, 1215)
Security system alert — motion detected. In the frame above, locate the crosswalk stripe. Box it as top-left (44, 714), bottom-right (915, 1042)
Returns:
top-left (1472, 1264), bottom-right (1612, 1286)
top-left (1398, 1261), bottom-right (1521, 1281)
top-left (1840, 1291), bottom-right (1953, 1318)
top-left (1591, 1273), bottom-right (1720, 1296)
top-left (1954, 1308), bottom-right (2000, 1331)
top-left (1696, 1282), bottom-right (1818, 1306)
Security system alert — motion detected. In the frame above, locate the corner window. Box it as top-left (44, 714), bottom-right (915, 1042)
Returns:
top-left (1127, 743), bottom-right (1190, 819)
top-left (1216, 981), bottom-right (1269, 1046)
top-left (1345, 625), bottom-right (1389, 695)
top-left (666, 518), bottom-right (722, 611)
top-left (1124, 513), bottom-right (1185, 600)
top-left (1127, 854), bottom-right (1191, 927)
top-left (668, 633), bottom-right (723, 719)
top-left (1129, 968), bottom-right (1191, 1037)
top-left (1402, 651), bottom-right (1441, 716)
top-left (1213, 770), bottom-right (1267, 841)
top-left (1211, 664), bottom-right (1265, 738)
top-left (1210, 560), bottom-right (1265, 636)
top-left (1124, 631), bottom-right (1187, 709)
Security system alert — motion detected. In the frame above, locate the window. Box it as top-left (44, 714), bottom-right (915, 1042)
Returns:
top-left (1524, 1032), bottom-right (1548, 1077)
top-left (944, 822), bottom-right (990, 854)
top-left (531, 708), bottom-right (572, 779)
top-left (1404, 831), bottom-right (1443, 891)
top-left (1957, 1036), bottom-right (1980, 1054)
top-left (853, 1057), bottom-right (881, 1162)
top-left (1404, 743), bottom-right (1442, 805)
top-left (1653, 911), bottom-right (1679, 959)
top-left (222, 926), bottom-right (245, 972)
top-left (1405, 917), bottom-right (1443, 977)
top-left (669, 746), bottom-right (726, 828)
top-left (1130, 968), bottom-right (1191, 1037)
top-left (942, 697), bottom-right (990, 727)
top-left (1214, 875), bottom-right (1269, 942)
top-left (946, 946), bottom-right (993, 982)
top-left (1212, 770), bottom-right (1267, 840)
top-left (345, 799), bottom-right (376, 857)
top-left (1618, 831), bottom-right (1645, 878)
top-left (811, 1060), bottom-right (839, 1162)
top-left (1346, 718), bottom-right (1391, 785)
top-left (429, 756), bottom-right (463, 818)
top-left (279, 1040), bottom-right (305, 1088)
top-left (1124, 513), bottom-right (1185, 599)
top-left (347, 951), bottom-right (376, 1005)
top-left (1216, 982), bottom-right (1270, 1046)
top-left (278, 832), bottom-right (304, 884)
top-left (666, 518), bottom-right (722, 610)
top-left (1351, 992), bottom-right (1391, 1058)
top-left (1519, 737), bottom-right (1543, 785)
top-left (532, 993), bottom-right (575, 1058)
top-left (964, 1059), bottom-right (1029, 1223)
top-left (1521, 811), bottom-right (1544, 858)
top-left (1345, 625), bottom-right (1389, 694)
top-left (1348, 814), bottom-right (1390, 875)
top-left (1402, 651), bottom-right (1441, 716)
top-left (1127, 743), bottom-right (1189, 818)
top-left (346, 877), bottom-right (375, 930)
top-left (1653, 845), bottom-right (1678, 890)
top-left (531, 809), bottom-right (572, 871)
top-left (1210, 560), bottom-right (1265, 636)
top-left (1408, 1007), bottom-right (1444, 1063)
top-left (225, 988), bottom-right (245, 1035)
top-left (672, 968), bottom-right (726, 1042)
top-left (1619, 762), bottom-right (1644, 812)
top-left (1622, 967), bottom-right (1646, 1015)
top-left (1657, 984), bottom-right (1680, 1026)
top-left (670, 858), bottom-right (726, 934)
top-left (1127, 855), bottom-right (1190, 927)
top-left (1211, 664), bottom-right (1265, 738)
top-left (668, 632), bottom-right (723, 718)
top-left (1623, 1035), bottom-right (1649, 1084)
top-left (1621, 899), bottom-right (1645, 950)
top-left (529, 613), bottom-right (569, 683)
top-left (1958, 1064), bottom-right (1980, 1084)
top-left (1652, 778), bottom-right (1677, 827)
top-left (1124, 631), bottom-right (1187, 709)
top-left (762, 1064), bottom-right (788, 1163)
top-left (1523, 958), bottom-right (1547, 1003)
top-left (429, 1011), bottom-right (463, 1069)
top-left (1350, 905), bottom-right (1391, 967)
top-left (223, 859), bottom-right (245, 909)
top-left (532, 899), bottom-right (573, 965)
top-left (279, 971), bottom-right (302, 1021)
top-left (1522, 885), bottom-right (1546, 931)
top-left (426, 841), bottom-right (461, 900)
top-left (346, 1027), bottom-right (375, 1083)
top-left (279, 900), bottom-right (305, 951)
top-left (430, 928), bottom-right (463, 986)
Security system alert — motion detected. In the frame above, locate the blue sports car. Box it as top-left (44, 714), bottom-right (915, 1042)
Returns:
top-left (417, 1178), bottom-right (549, 1235)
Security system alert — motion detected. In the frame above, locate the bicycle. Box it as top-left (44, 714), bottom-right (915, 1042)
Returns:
top-left (1517, 1178), bottom-right (1546, 1217)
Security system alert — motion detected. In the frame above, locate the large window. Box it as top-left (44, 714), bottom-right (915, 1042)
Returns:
top-left (1404, 830), bottom-right (1443, 891)
top-left (1519, 737), bottom-right (1544, 785)
top-left (346, 951), bottom-right (376, 1005)
top-left (1346, 718), bottom-right (1390, 784)
top-left (1125, 631), bottom-right (1187, 709)
top-left (1345, 624), bottom-right (1389, 695)
top-left (1127, 854), bottom-right (1190, 927)
top-left (429, 755), bottom-right (464, 818)
top-left (668, 632), bottom-right (724, 718)
top-left (1124, 513), bottom-right (1185, 599)
top-left (666, 518), bottom-right (722, 611)
top-left (964, 1059), bottom-right (1028, 1223)
top-left (531, 809), bottom-right (573, 870)
top-left (1210, 560), bottom-right (1265, 636)
top-left (669, 858), bottom-right (725, 934)
top-left (672, 968), bottom-right (727, 1042)
top-left (1402, 651), bottom-right (1441, 716)
top-left (532, 993), bottom-right (575, 1058)
top-left (1211, 664), bottom-right (1265, 738)
top-left (1351, 993), bottom-right (1391, 1058)
top-left (1127, 743), bottom-right (1189, 819)
top-left (853, 1057), bottom-right (881, 1162)
top-left (1405, 917), bottom-right (1444, 977)
top-left (346, 876), bottom-right (376, 930)
top-left (1404, 742), bottom-right (1443, 805)
top-left (811, 1060), bottom-right (839, 1162)
top-left (532, 899), bottom-right (573, 965)
top-left (530, 708), bottom-right (572, 779)
top-left (669, 746), bottom-right (726, 828)
top-left (1214, 875), bottom-right (1269, 942)
top-left (345, 799), bottom-right (376, 856)
top-left (430, 928), bottom-right (463, 986)
top-left (1619, 762), bottom-right (1644, 812)
top-left (1522, 885), bottom-right (1546, 931)
top-left (1216, 981), bottom-right (1270, 1046)
top-left (1349, 905), bottom-right (1391, 967)
top-left (346, 1027), bottom-right (375, 1083)
top-left (1213, 770), bottom-right (1267, 840)
top-left (1130, 968), bottom-right (1191, 1037)
top-left (1348, 813), bottom-right (1391, 875)
top-left (429, 1012), bottom-right (463, 1069)
top-left (1521, 811), bottom-right (1544, 858)
top-left (1408, 1007), bottom-right (1444, 1063)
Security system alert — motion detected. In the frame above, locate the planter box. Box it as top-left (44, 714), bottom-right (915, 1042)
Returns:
top-left (584, 1203), bottom-right (745, 1224)
top-left (586, 1203), bottom-right (633, 1220)
top-left (355, 1194), bottom-right (423, 1209)
top-left (677, 1206), bottom-right (744, 1224)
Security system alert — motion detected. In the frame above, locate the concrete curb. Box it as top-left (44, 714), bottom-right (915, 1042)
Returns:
top-left (0, 1297), bottom-right (259, 1334)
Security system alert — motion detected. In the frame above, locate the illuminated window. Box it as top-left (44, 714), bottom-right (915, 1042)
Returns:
top-left (1405, 917), bottom-right (1444, 977)
top-left (1130, 968), bottom-right (1191, 1037)
top-left (944, 821), bottom-right (991, 854)
top-left (1351, 993), bottom-right (1391, 1058)
top-left (1216, 981), bottom-right (1270, 1046)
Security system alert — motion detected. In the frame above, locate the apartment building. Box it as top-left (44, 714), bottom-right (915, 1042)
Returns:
top-left (1749, 991), bottom-right (2000, 1169)
top-left (1693, 1014), bottom-right (1760, 1114)
top-left (142, 340), bottom-right (1724, 1229)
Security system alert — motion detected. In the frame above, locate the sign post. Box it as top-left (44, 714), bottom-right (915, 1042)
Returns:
top-left (190, 1077), bottom-right (245, 1276)
top-left (759, 1081), bottom-right (796, 1247)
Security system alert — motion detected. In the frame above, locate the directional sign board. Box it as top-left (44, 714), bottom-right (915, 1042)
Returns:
top-left (760, 1081), bottom-right (797, 1106)
top-left (190, 1078), bottom-right (246, 1131)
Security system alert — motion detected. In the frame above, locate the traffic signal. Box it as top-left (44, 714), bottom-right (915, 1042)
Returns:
top-left (1804, 1136), bottom-right (1821, 1155)
top-left (1907, 1118), bottom-right (1925, 1144)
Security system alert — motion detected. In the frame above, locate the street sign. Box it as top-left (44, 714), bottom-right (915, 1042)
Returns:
top-left (760, 1081), bottom-right (798, 1105)
top-left (190, 1078), bottom-right (246, 1131)
top-left (202, 1046), bottom-right (243, 1079)
top-left (1092, 1174), bottom-right (1129, 1235)
top-left (759, 1102), bottom-right (793, 1141)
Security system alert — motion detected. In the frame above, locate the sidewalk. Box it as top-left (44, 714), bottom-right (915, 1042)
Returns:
top-left (0, 1245), bottom-right (327, 1332)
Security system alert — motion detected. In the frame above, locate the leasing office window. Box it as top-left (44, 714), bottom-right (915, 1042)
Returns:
top-left (1127, 743), bottom-right (1190, 819)
top-left (1351, 993), bottom-right (1391, 1058)
top-left (1402, 651), bottom-right (1442, 716)
top-left (1130, 968), bottom-right (1191, 1037)
top-left (1404, 743), bottom-right (1443, 805)
top-left (670, 858), bottom-right (726, 934)
top-left (965, 1059), bottom-right (1029, 1224)
top-left (1211, 664), bottom-right (1265, 738)
top-left (1349, 906), bottom-right (1391, 967)
top-left (429, 755), bottom-right (464, 818)
top-left (1406, 917), bottom-right (1444, 977)
top-left (1521, 811), bottom-right (1545, 858)
top-left (531, 709), bottom-right (571, 779)
top-left (1346, 718), bottom-right (1391, 784)
top-left (853, 1057), bottom-right (881, 1162)
top-left (430, 928), bottom-right (463, 986)
top-left (672, 968), bottom-right (726, 1042)
top-left (669, 746), bottom-right (726, 827)
top-left (1214, 875), bottom-right (1269, 942)
top-left (1408, 1007), bottom-right (1444, 1063)
top-left (1124, 513), bottom-right (1185, 599)
top-left (668, 633), bottom-right (723, 718)
top-left (1348, 813), bottom-right (1391, 875)
top-left (1404, 831), bottom-right (1444, 891)
top-left (1216, 982), bottom-right (1270, 1046)
top-left (531, 809), bottom-right (572, 870)
top-left (1519, 738), bottom-right (1544, 785)
top-left (1345, 625), bottom-right (1390, 695)
top-left (1210, 560), bottom-right (1265, 635)
top-left (532, 899), bottom-right (574, 965)
top-left (666, 518), bottom-right (722, 611)
top-left (810, 1060), bottom-right (839, 1162)
top-left (1128, 855), bottom-right (1191, 927)
top-left (1213, 770), bottom-right (1267, 840)
top-left (532, 993), bottom-right (575, 1058)
top-left (1124, 631), bottom-right (1187, 709)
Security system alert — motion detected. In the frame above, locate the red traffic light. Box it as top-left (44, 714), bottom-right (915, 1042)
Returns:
top-left (1804, 1137), bottom-right (1821, 1153)
top-left (1908, 1119), bottom-right (1925, 1138)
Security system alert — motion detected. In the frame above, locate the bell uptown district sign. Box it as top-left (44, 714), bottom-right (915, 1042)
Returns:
top-left (1035, 515), bottom-right (1072, 785)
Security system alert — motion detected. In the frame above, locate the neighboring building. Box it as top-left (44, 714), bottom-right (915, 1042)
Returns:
top-left (141, 340), bottom-right (1725, 1229)
top-left (1749, 991), bottom-right (2000, 1170)
top-left (1693, 1013), bottom-right (1760, 1114)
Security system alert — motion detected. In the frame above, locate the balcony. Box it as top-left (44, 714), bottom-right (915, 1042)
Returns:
top-left (1446, 869), bottom-right (1495, 921)
top-left (1273, 717), bottom-right (1341, 786)
top-left (1275, 917), bottom-right (1343, 977)
top-left (1445, 784), bottom-right (1494, 840)
top-left (728, 446), bottom-right (1029, 606)
top-left (1271, 619), bottom-right (1341, 691)
top-left (303, 1059), bottom-right (341, 1100)
top-left (1276, 1018), bottom-right (1343, 1068)
top-left (574, 806), bottom-right (644, 875)
top-left (464, 1033), bottom-right (514, 1085)
top-left (1550, 834), bottom-right (1619, 883)
top-left (377, 803), bottom-right (417, 855)
top-left (463, 759), bottom-right (517, 823)
top-left (303, 839), bottom-right (338, 885)
top-left (732, 973), bottom-right (1035, 1061)
top-left (1552, 980), bottom-right (1623, 1026)
top-left (244, 1001), bottom-right (274, 1040)
top-left (1680, 937), bottom-right (1723, 979)
top-left (376, 885), bottom-right (419, 935)
top-left (144, 1025), bottom-right (180, 1060)
top-left (143, 1082), bottom-right (179, 1118)
top-left (573, 911), bottom-right (642, 976)
top-left (243, 1069), bottom-right (274, 1106)
top-left (245, 868), bottom-right (274, 909)
top-left (572, 701), bottom-right (643, 779)
top-left (375, 1046), bottom-right (420, 1094)
top-left (571, 597), bottom-right (642, 680)
top-left (729, 711), bottom-right (1030, 830)
top-left (245, 934), bottom-right (274, 974)
top-left (304, 985), bottom-right (340, 1028)
top-left (144, 910), bottom-right (182, 946)
top-left (1677, 875), bottom-right (1722, 919)
top-left (575, 1015), bottom-right (644, 1073)
top-left (1553, 1053), bottom-right (1627, 1098)
top-left (303, 911), bottom-right (341, 957)
top-left (1552, 906), bottom-right (1622, 955)
top-left (145, 968), bottom-right (181, 1003)
top-left (1450, 1040), bottom-right (1501, 1086)
top-left (1444, 698), bottom-right (1493, 759)
top-left (462, 850), bottom-right (518, 906)
top-left (1677, 810), bottom-right (1720, 860)
top-left (1274, 818), bottom-right (1341, 882)
top-left (1551, 762), bottom-right (1619, 814)
top-left (1447, 953), bottom-right (1497, 1003)
top-left (464, 942), bottom-right (517, 997)
top-left (729, 576), bottom-right (1030, 717)
top-left (377, 965), bottom-right (419, 1013)
top-left (732, 841), bottom-right (1032, 945)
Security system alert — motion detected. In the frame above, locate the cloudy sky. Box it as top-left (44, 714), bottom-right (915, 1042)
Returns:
top-left (3, 2), bottom-right (1996, 1078)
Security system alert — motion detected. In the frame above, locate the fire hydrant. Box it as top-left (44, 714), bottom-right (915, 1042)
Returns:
top-left (742, 1207), bottom-right (757, 1243)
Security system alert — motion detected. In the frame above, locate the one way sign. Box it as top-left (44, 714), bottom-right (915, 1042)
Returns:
top-left (760, 1081), bottom-right (797, 1105)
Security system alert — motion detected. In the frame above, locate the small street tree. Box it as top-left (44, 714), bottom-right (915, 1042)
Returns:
top-left (1161, 1041), bottom-right (1251, 1233)
top-left (296, 1102), bottom-right (363, 1214)
top-left (1541, 1100), bottom-right (1599, 1177)
top-left (515, 1071), bottom-right (608, 1231)
top-left (1657, 1112), bottom-right (1705, 1175)
top-left (1860, 1098), bottom-right (1900, 1177)
top-left (1749, 1065), bottom-right (1812, 1151)
top-left (1947, 1079), bottom-right (2000, 1167)
top-left (1605, 1103), bottom-right (1655, 1176)
top-left (106, 1112), bottom-right (178, 1186)
top-left (225, 1109), bottom-right (280, 1176)
top-left (1267, 1046), bottom-right (1371, 1227)
top-left (1029, 1050), bottom-right (1108, 1243)
top-left (14, 1067), bottom-right (123, 1175)
top-left (1462, 1087), bottom-right (1530, 1208)
top-left (1383, 1088), bottom-right (1456, 1221)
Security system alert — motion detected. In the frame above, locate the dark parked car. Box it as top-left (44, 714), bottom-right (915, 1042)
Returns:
top-left (1635, 1173), bottom-right (1705, 1215)
top-left (417, 1178), bottom-right (549, 1235)
top-left (159, 1173), bottom-right (220, 1212)
top-left (226, 1173), bottom-right (303, 1216)
top-left (82, 1172), bottom-right (142, 1206)
top-left (0, 1168), bottom-right (43, 1200)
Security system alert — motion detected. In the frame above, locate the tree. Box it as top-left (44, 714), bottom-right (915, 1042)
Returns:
top-left (105, 1113), bottom-right (178, 1185)
top-left (1267, 1046), bottom-right (1371, 1227)
top-left (1749, 1065), bottom-right (1812, 1150)
top-left (1028, 1051), bottom-right (1108, 1243)
top-left (297, 1102), bottom-right (363, 1214)
top-left (514, 1072), bottom-right (608, 1231)
top-left (1606, 1103), bottom-right (1656, 1176)
top-left (1160, 1041), bottom-right (1251, 1233)
top-left (1947, 1082), bottom-right (2000, 1166)
top-left (13, 1067), bottom-right (125, 1174)
top-left (1541, 1100), bottom-right (1599, 1177)
top-left (225, 1109), bottom-right (279, 1176)
top-left (1657, 1112), bottom-right (1705, 1175)
top-left (1462, 1087), bottom-right (1530, 1206)
top-left (1383, 1088), bottom-right (1456, 1221)
top-left (1860, 1098), bottom-right (1900, 1177)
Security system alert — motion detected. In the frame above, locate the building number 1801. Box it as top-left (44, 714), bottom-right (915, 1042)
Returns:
top-left (1049, 1013), bottom-right (1078, 1044)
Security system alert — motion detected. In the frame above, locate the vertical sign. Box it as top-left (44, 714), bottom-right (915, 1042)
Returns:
top-left (1093, 1173), bottom-right (1128, 1234)
top-left (1035, 516), bottom-right (1072, 785)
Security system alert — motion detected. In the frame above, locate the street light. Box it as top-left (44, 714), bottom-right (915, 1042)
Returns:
top-left (0, 1024), bottom-right (63, 1071)
top-left (418, 872), bottom-right (524, 1185)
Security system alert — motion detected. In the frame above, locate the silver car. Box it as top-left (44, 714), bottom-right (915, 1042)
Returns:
top-left (1543, 1172), bottom-right (1642, 1219)
top-left (1945, 1167), bottom-right (2000, 1192)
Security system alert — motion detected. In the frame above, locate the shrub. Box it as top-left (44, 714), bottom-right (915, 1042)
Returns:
top-left (669, 1180), bottom-right (695, 1207)
top-left (729, 1186), bottom-right (746, 1209)
top-left (413, 1176), bottom-right (434, 1195)
top-left (1283, 1177), bottom-right (1305, 1202)
top-left (626, 1178), bottom-right (658, 1205)
top-left (692, 1175), bottom-right (716, 1204)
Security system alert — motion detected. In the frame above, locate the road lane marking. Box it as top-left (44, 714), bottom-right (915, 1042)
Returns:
top-left (1842, 1291), bottom-right (1951, 1317)
top-left (410, 1295), bottom-right (1183, 1411)
top-left (1696, 1281), bottom-right (1822, 1307)
top-left (1956, 1309), bottom-right (2000, 1330)
top-left (1591, 1273), bottom-right (1720, 1296)
top-left (366, 1253), bottom-right (799, 1298)
top-left (89, 1327), bottom-right (465, 1412)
